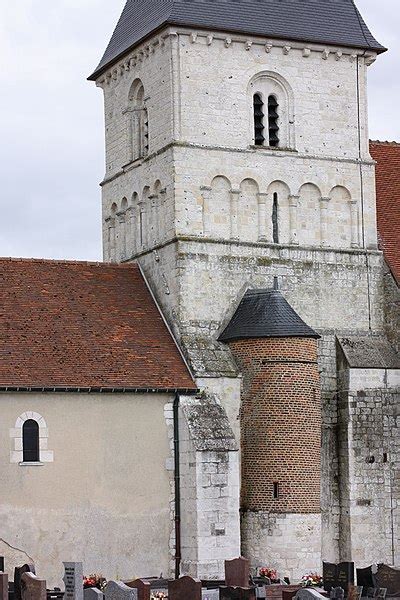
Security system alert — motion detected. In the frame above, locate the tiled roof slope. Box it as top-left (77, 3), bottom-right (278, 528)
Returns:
top-left (0, 259), bottom-right (195, 391)
top-left (89, 0), bottom-right (385, 80)
top-left (219, 288), bottom-right (320, 343)
top-left (370, 141), bottom-right (400, 284)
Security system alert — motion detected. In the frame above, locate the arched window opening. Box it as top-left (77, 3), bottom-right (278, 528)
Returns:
top-left (272, 192), bottom-right (279, 243)
top-left (23, 420), bottom-right (39, 463)
top-left (128, 80), bottom-right (149, 160)
top-left (253, 94), bottom-right (265, 146)
top-left (268, 95), bottom-right (279, 147)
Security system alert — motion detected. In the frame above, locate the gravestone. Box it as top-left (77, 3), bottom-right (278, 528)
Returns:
top-left (202, 590), bottom-right (220, 600)
top-left (219, 588), bottom-right (256, 600)
top-left (14, 564), bottom-right (36, 600)
top-left (374, 565), bottom-right (400, 598)
top-left (21, 573), bottom-right (46, 600)
top-left (125, 580), bottom-right (150, 600)
top-left (105, 582), bottom-right (138, 600)
top-left (84, 589), bottom-right (104, 600)
top-left (0, 573), bottom-right (8, 600)
top-left (330, 588), bottom-right (345, 600)
top-left (63, 562), bottom-right (84, 600)
top-left (225, 559), bottom-right (250, 589)
top-left (168, 577), bottom-right (202, 600)
top-left (323, 563), bottom-right (354, 594)
top-left (0, 558), bottom-right (4, 572)
top-left (295, 590), bottom-right (327, 600)
top-left (357, 568), bottom-right (374, 590)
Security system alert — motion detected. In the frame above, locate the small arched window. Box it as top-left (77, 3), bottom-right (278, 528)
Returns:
top-left (272, 192), bottom-right (279, 243)
top-left (128, 80), bottom-right (149, 160)
top-left (253, 94), bottom-right (265, 146)
top-left (23, 420), bottom-right (40, 463)
top-left (268, 95), bottom-right (279, 147)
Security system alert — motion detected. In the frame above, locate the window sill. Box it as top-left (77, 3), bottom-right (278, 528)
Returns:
top-left (19, 461), bottom-right (44, 467)
top-left (250, 145), bottom-right (298, 153)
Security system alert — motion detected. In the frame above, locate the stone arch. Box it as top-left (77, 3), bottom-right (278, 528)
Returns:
top-left (110, 202), bottom-right (118, 216)
top-left (328, 186), bottom-right (354, 248)
top-left (209, 176), bottom-right (232, 239)
top-left (266, 181), bottom-right (291, 244)
top-left (248, 71), bottom-right (295, 149)
top-left (297, 183), bottom-right (322, 247)
top-left (239, 178), bottom-right (259, 242)
top-left (10, 412), bottom-right (53, 464)
top-left (121, 197), bottom-right (128, 211)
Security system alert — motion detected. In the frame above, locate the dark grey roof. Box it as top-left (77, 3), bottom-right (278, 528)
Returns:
top-left (89, 0), bottom-right (386, 80)
top-left (338, 335), bottom-right (400, 369)
top-left (219, 288), bottom-right (320, 343)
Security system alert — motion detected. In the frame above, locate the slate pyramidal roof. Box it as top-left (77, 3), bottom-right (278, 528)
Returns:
top-left (89, 0), bottom-right (386, 81)
top-left (219, 287), bottom-right (320, 343)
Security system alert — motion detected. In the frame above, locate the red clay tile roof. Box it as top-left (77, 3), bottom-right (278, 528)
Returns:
top-left (370, 141), bottom-right (400, 284)
top-left (0, 259), bottom-right (196, 391)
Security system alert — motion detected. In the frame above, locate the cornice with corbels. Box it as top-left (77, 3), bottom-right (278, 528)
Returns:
top-left (95, 28), bottom-right (377, 88)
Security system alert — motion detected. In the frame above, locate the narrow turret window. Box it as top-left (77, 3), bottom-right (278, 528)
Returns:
top-left (253, 94), bottom-right (265, 146)
top-left (268, 95), bottom-right (279, 147)
top-left (23, 420), bottom-right (40, 463)
top-left (272, 192), bottom-right (279, 243)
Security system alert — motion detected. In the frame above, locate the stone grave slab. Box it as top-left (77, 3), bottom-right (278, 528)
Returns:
top-left (374, 565), bottom-right (400, 598)
top-left (202, 590), bottom-right (220, 600)
top-left (168, 576), bottom-right (202, 600)
top-left (84, 589), bottom-right (104, 600)
top-left (225, 559), bottom-right (250, 589)
top-left (0, 573), bottom-right (8, 600)
top-left (21, 573), bottom-right (46, 600)
top-left (105, 582), bottom-right (138, 600)
top-left (63, 562), bottom-right (84, 600)
top-left (125, 579), bottom-right (150, 600)
top-left (220, 587), bottom-right (256, 600)
top-left (295, 590), bottom-right (327, 600)
top-left (323, 563), bottom-right (354, 594)
top-left (14, 564), bottom-right (36, 600)
top-left (357, 568), bottom-right (374, 591)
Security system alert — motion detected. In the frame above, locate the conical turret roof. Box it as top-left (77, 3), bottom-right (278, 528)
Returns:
top-left (89, 0), bottom-right (385, 80)
top-left (219, 288), bottom-right (320, 343)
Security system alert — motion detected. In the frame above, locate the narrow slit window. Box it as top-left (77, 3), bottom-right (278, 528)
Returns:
top-left (22, 420), bottom-right (40, 463)
top-left (143, 109), bottom-right (149, 155)
top-left (268, 95), bottom-right (279, 147)
top-left (253, 94), bottom-right (265, 146)
top-left (273, 482), bottom-right (280, 499)
top-left (272, 192), bottom-right (279, 243)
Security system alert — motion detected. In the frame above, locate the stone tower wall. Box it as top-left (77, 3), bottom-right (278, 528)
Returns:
top-left (228, 337), bottom-right (321, 513)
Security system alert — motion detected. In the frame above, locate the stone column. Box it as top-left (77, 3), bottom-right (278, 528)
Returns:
top-left (350, 200), bottom-right (360, 248)
top-left (289, 195), bottom-right (299, 245)
top-left (125, 206), bottom-right (135, 256)
top-left (200, 186), bottom-right (212, 237)
top-left (123, 108), bottom-right (134, 164)
top-left (148, 194), bottom-right (157, 246)
top-left (230, 189), bottom-right (240, 241)
top-left (117, 211), bottom-right (127, 260)
top-left (159, 188), bottom-right (167, 242)
top-left (138, 201), bottom-right (145, 249)
top-left (319, 196), bottom-right (331, 247)
top-left (106, 217), bottom-right (116, 262)
top-left (257, 192), bottom-right (270, 242)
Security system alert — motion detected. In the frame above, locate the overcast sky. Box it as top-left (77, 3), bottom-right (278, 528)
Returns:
top-left (0, 1), bottom-right (399, 261)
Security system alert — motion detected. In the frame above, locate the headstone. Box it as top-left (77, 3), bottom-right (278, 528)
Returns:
top-left (357, 568), bottom-right (374, 591)
top-left (202, 590), bottom-right (220, 600)
top-left (330, 589), bottom-right (345, 600)
top-left (21, 573), bottom-right (46, 600)
top-left (0, 573), bottom-right (8, 600)
top-left (63, 562), bottom-right (84, 600)
top-left (14, 564), bottom-right (36, 600)
top-left (295, 590), bottom-right (327, 600)
top-left (125, 580), bottom-right (150, 600)
top-left (374, 565), bottom-right (400, 598)
top-left (323, 563), bottom-right (354, 594)
top-left (219, 588), bottom-right (256, 600)
top-left (0, 558), bottom-right (4, 572)
top-left (225, 559), bottom-right (250, 589)
top-left (168, 577), bottom-right (202, 600)
top-left (256, 588), bottom-right (266, 600)
top-left (105, 582), bottom-right (138, 600)
top-left (84, 589), bottom-right (104, 600)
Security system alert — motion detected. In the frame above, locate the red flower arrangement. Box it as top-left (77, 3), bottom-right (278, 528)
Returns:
top-left (301, 573), bottom-right (323, 588)
top-left (83, 575), bottom-right (107, 591)
top-left (259, 567), bottom-right (278, 581)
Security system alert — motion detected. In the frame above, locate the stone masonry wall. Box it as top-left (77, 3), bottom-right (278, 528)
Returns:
top-left (228, 337), bottom-right (321, 513)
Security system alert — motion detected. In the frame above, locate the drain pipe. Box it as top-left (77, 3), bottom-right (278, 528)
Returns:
top-left (173, 392), bottom-right (182, 578)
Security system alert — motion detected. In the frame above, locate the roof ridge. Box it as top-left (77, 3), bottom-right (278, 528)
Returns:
top-left (0, 257), bottom-right (138, 268)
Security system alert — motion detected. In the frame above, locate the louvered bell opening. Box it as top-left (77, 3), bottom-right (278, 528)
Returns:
top-left (254, 94), bottom-right (265, 146)
top-left (269, 135), bottom-right (279, 147)
top-left (268, 95), bottom-right (279, 147)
